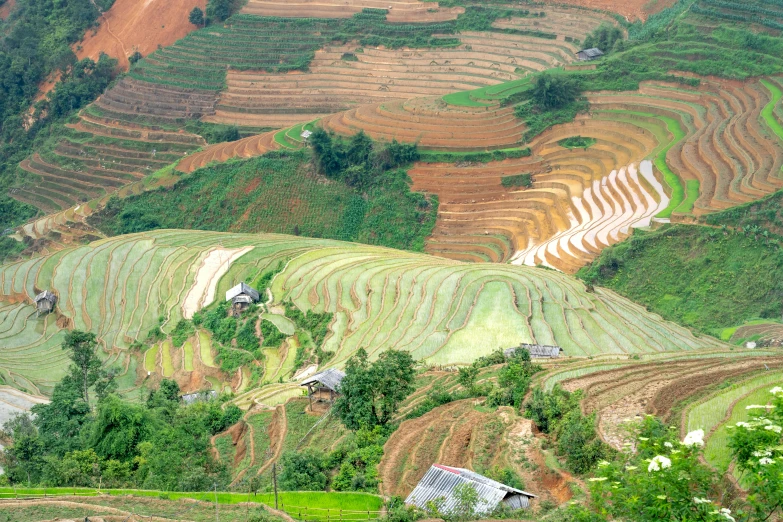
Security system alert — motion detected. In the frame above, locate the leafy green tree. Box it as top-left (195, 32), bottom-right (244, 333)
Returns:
top-left (89, 395), bottom-right (154, 461)
top-left (189, 7), bottom-right (205, 26)
top-left (452, 483), bottom-right (482, 522)
top-left (207, 0), bottom-right (232, 22)
top-left (583, 24), bottom-right (624, 53)
top-left (334, 348), bottom-right (415, 431)
top-left (0, 413), bottom-right (44, 485)
top-left (279, 450), bottom-right (328, 490)
top-left (531, 72), bottom-right (582, 110)
top-left (62, 331), bottom-right (103, 403)
top-left (30, 376), bottom-right (91, 456)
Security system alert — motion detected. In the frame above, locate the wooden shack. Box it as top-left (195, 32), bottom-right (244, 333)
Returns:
top-left (225, 282), bottom-right (260, 317)
top-left (34, 291), bottom-right (57, 316)
top-left (301, 368), bottom-right (345, 409)
top-left (504, 343), bottom-right (561, 359)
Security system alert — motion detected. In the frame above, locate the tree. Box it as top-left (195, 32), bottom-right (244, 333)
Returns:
top-left (62, 330), bottom-right (103, 404)
top-left (278, 450), bottom-right (328, 490)
top-left (189, 7), bottom-right (204, 27)
top-left (334, 349), bottom-right (415, 431)
top-left (531, 72), bottom-right (581, 110)
top-left (206, 0), bottom-right (232, 22)
top-left (583, 24), bottom-right (624, 53)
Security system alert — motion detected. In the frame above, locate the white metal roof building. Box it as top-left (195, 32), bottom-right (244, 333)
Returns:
top-left (505, 343), bottom-right (561, 359)
top-left (405, 464), bottom-right (536, 515)
top-left (576, 47), bottom-right (604, 61)
top-left (225, 282), bottom-right (260, 303)
top-left (301, 368), bottom-right (345, 392)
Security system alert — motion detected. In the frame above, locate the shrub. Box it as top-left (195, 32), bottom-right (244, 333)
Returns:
top-left (500, 174), bottom-right (532, 188)
top-left (279, 450), bottom-right (328, 491)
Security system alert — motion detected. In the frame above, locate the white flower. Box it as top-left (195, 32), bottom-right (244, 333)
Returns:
top-left (664, 442), bottom-right (673, 448)
top-left (625, 465), bottom-right (638, 471)
top-left (753, 450), bottom-right (772, 457)
top-left (648, 455), bottom-right (672, 472)
top-left (588, 477), bottom-right (608, 482)
top-left (759, 457), bottom-right (775, 465)
top-left (597, 460), bottom-right (611, 468)
top-left (736, 422), bottom-right (751, 428)
top-left (683, 429), bottom-right (705, 447)
top-left (638, 437), bottom-right (649, 441)
top-left (746, 405), bottom-right (772, 410)
top-left (720, 508), bottom-right (736, 522)
top-left (693, 497), bottom-right (711, 504)
top-left (770, 386), bottom-right (783, 395)
top-left (765, 425), bottom-right (783, 434)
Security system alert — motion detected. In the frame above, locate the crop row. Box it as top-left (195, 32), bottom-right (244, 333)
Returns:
top-left (0, 231), bottom-right (730, 392)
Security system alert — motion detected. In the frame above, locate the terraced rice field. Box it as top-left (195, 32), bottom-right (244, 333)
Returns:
top-left (588, 77), bottom-right (783, 216)
top-left (539, 351), bottom-right (783, 449)
top-left (410, 114), bottom-right (667, 267)
top-left (240, 0), bottom-right (464, 22)
top-left (208, 32), bottom-right (581, 128)
top-left (0, 230), bottom-right (728, 391)
top-left (14, 93), bottom-right (207, 213)
top-left (492, 6), bottom-right (619, 42)
top-left (320, 97), bottom-right (526, 151)
top-left (691, 0), bottom-right (783, 34)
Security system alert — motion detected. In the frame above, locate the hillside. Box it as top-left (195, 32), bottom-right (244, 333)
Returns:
top-left (75, 0), bottom-right (208, 70)
top-left (0, 230), bottom-right (727, 396)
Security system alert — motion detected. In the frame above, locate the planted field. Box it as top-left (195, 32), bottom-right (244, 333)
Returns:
top-left (14, 96), bottom-right (206, 213)
top-left (492, 5), bottom-right (620, 42)
top-left (587, 77), bottom-right (783, 216)
top-left (241, 0), bottom-right (463, 22)
top-left (543, 351), bottom-right (783, 449)
top-left (208, 31), bottom-right (582, 128)
top-left (692, 0), bottom-right (783, 34)
top-left (410, 114), bottom-right (667, 268)
top-left (0, 230), bottom-right (727, 392)
top-left (320, 97), bottom-right (526, 151)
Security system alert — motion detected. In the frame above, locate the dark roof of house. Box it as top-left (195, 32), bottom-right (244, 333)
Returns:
top-left (504, 343), bottom-right (561, 358)
top-left (34, 291), bottom-right (57, 304)
top-left (405, 464), bottom-right (536, 515)
top-left (578, 47), bottom-right (604, 58)
top-left (226, 282), bottom-right (260, 302)
top-left (301, 368), bottom-right (346, 392)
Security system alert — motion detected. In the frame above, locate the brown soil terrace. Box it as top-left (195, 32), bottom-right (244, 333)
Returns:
top-left (539, 0), bottom-right (677, 22)
top-left (75, 0), bottom-right (207, 70)
top-left (240, 0), bottom-right (464, 22)
top-left (0, 0), bottom-right (14, 20)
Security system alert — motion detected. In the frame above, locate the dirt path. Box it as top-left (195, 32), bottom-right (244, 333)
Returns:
top-left (256, 403), bottom-right (288, 476)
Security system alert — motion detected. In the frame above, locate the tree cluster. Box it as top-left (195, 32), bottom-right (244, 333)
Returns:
top-left (1, 331), bottom-right (240, 490)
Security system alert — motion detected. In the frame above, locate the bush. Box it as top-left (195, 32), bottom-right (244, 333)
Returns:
top-left (531, 72), bottom-right (582, 110)
top-left (500, 174), bottom-right (532, 188)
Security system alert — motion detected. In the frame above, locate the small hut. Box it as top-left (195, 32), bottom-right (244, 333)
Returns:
top-left (504, 343), bottom-right (561, 359)
top-left (406, 464), bottom-right (536, 515)
top-left (301, 368), bottom-right (345, 409)
top-left (34, 291), bottom-right (57, 316)
top-left (181, 390), bottom-right (218, 405)
top-left (225, 282), bottom-right (260, 317)
top-left (576, 48), bottom-right (604, 61)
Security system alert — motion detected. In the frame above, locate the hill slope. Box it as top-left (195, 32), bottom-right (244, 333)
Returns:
top-left (0, 230), bottom-right (726, 395)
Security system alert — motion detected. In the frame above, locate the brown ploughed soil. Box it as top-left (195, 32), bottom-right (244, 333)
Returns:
top-left (0, 0), bottom-right (14, 20)
top-left (75, 0), bottom-right (207, 70)
top-left (540, 0), bottom-right (676, 21)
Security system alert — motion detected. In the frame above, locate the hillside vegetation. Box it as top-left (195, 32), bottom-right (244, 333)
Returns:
top-left (579, 225), bottom-right (783, 337)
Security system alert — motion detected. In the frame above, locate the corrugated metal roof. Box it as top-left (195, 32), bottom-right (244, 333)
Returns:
top-left (505, 343), bottom-right (561, 358)
top-left (301, 368), bottom-right (345, 392)
top-left (225, 282), bottom-right (260, 302)
top-left (34, 290), bottom-right (56, 304)
top-left (405, 465), bottom-right (535, 515)
top-left (578, 47), bottom-right (604, 58)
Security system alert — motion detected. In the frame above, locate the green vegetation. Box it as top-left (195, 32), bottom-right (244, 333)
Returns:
top-left (579, 224), bottom-right (783, 336)
top-left (418, 148), bottom-right (530, 163)
top-left (89, 149), bottom-right (437, 253)
top-left (500, 173), bottom-right (532, 188)
top-left (761, 79), bottom-right (783, 143)
top-left (558, 136), bottom-right (596, 149)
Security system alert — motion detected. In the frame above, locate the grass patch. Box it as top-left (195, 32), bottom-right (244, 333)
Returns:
top-left (674, 179), bottom-right (700, 214)
top-left (761, 79), bottom-right (783, 143)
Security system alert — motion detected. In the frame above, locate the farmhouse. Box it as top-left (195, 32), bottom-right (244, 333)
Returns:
top-left (225, 282), bottom-right (260, 317)
top-left (576, 47), bottom-right (604, 61)
top-left (34, 291), bottom-right (57, 316)
top-left (505, 343), bottom-right (561, 359)
top-left (301, 368), bottom-right (345, 408)
top-left (406, 464), bottom-right (536, 514)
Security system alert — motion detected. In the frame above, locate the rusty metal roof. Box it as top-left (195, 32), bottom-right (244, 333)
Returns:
top-left (405, 464), bottom-right (535, 515)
